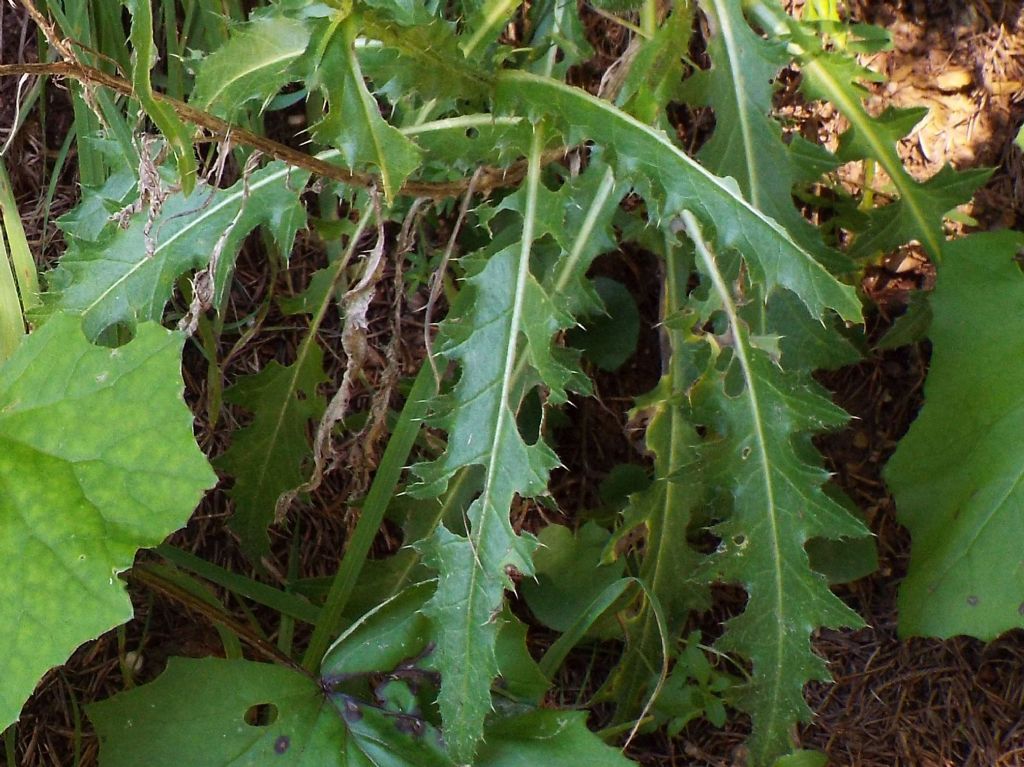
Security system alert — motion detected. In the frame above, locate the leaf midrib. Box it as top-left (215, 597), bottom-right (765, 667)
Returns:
top-left (199, 36), bottom-right (305, 112)
top-left (685, 210), bottom-right (788, 744)
top-left (711, 0), bottom-right (763, 210)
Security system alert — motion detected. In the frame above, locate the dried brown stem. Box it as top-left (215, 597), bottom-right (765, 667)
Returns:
top-left (0, 60), bottom-right (567, 200)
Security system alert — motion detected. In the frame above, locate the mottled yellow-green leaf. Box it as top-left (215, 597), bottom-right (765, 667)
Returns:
top-left (0, 313), bottom-right (214, 728)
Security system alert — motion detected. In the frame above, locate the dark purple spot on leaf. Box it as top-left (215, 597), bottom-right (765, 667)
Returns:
top-left (967, 595), bottom-right (979, 607)
top-left (343, 698), bottom-right (363, 722)
top-left (395, 715), bottom-right (426, 737)
top-left (274, 735), bottom-right (290, 754)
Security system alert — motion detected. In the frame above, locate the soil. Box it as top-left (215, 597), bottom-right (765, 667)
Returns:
top-left (3, 1), bottom-right (1024, 765)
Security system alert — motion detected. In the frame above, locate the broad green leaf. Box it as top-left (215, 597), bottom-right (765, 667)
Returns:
top-left (307, 16), bottom-right (422, 201)
top-left (494, 609), bottom-right (550, 703)
top-left (191, 15), bottom-right (311, 119)
top-left (537, 578), bottom-right (633, 680)
top-left (476, 710), bottom-right (635, 767)
top-left (566, 277), bottom-right (640, 372)
top-left (805, 530), bottom-right (878, 585)
top-left (90, 658), bottom-right (629, 767)
top-left (322, 583), bottom-right (433, 676)
top-left (765, 290), bottom-right (861, 372)
top-left (497, 71), bottom-right (862, 324)
top-left (122, 0), bottom-right (197, 193)
top-left (43, 162), bottom-right (309, 340)
top-left (521, 522), bottom-right (625, 632)
top-left (216, 346), bottom-right (328, 560)
top-left (875, 291), bottom-right (931, 350)
top-left (88, 657), bottom-right (451, 767)
top-left (887, 231), bottom-right (1024, 639)
top-left (682, 213), bottom-right (866, 766)
top-left (0, 313), bottom-right (214, 728)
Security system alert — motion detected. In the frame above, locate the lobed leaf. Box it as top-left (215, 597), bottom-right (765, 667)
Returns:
top-left (687, 0), bottom-right (839, 268)
top-left (683, 213), bottom-right (866, 765)
top-left (360, 15), bottom-right (491, 106)
top-left (615, 3), bottom-right (691, 125)
top-left (43, 162), bottom-right (309, 340)
top-left (0, 313), bottom-right (215, 729)
top-left (746, 0), bottom-right (988, 261)
top-left (603, 229), bottom-right (708, 717)
top-left (191, 15), bottom-right (311, 119)
top-left (307, 16), bottom-right (422, 201)
top-left (411, 147), bottom-right (622, 761)
top-left (215, 347), bottom-right (328, 561)
top-left (496, 70), bottom-right (862, 324)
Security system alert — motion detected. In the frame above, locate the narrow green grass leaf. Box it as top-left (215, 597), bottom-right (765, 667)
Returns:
top-left (887, 231), bottom-right (1024, 640)
top-left (302, 362), bottom-right (438, 670)
top-left (0, 244), bottom-right (23, 362)
top-left (0, 159), bottom-right (39, 312)
top-left (156, 544), bottom-right (321, 625)
top-left (0, 313), bottom-right (214, 729)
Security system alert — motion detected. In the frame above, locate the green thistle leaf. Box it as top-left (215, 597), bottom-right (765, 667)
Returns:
top-left (683, 213), bottom-right (866, 765)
